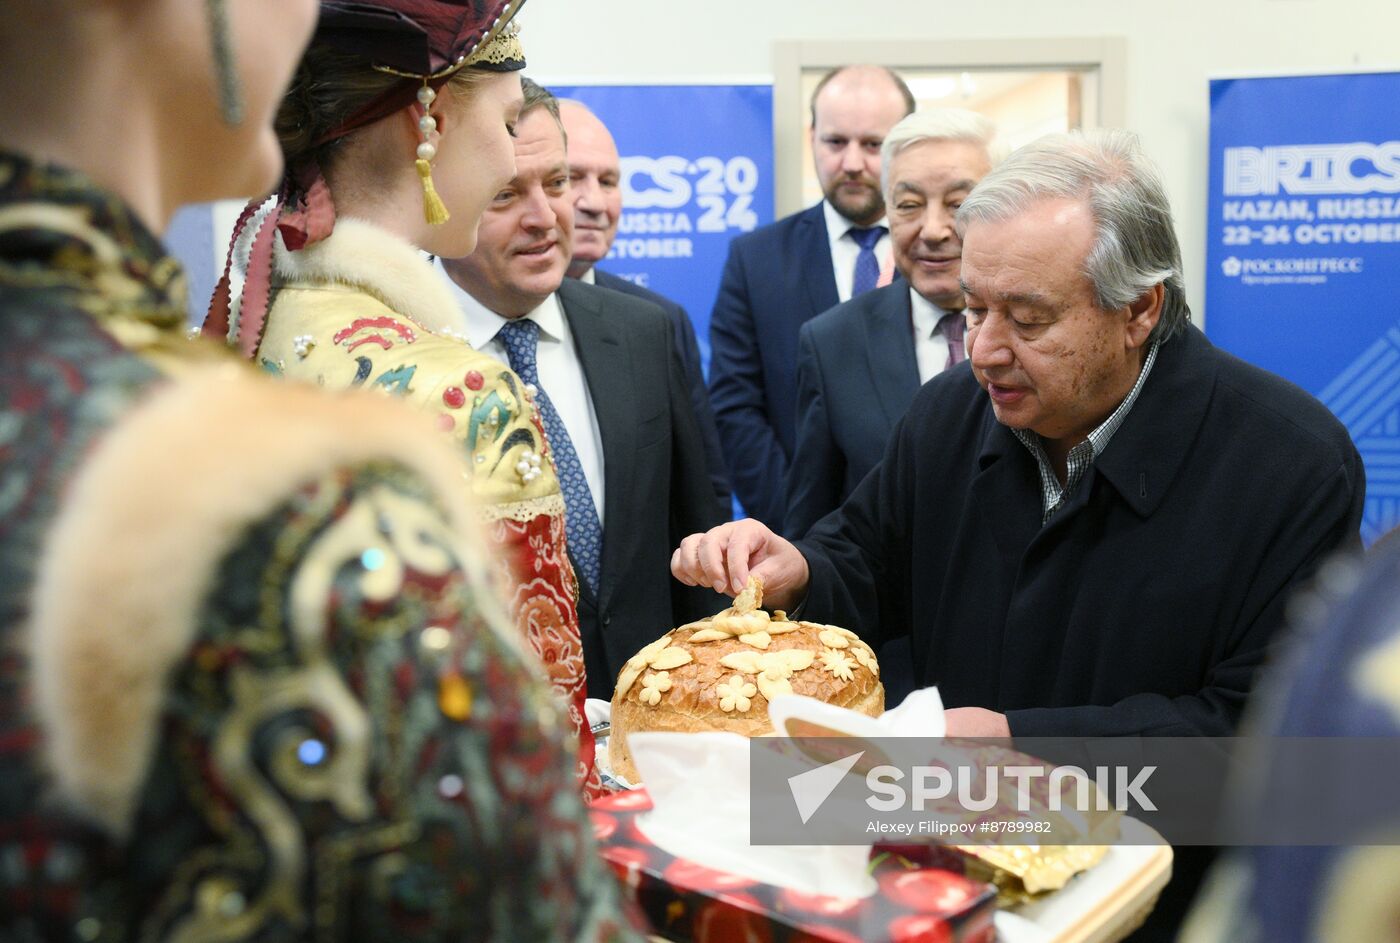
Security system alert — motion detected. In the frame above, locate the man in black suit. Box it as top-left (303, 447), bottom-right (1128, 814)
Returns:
top-left (557, 98), bottom-right (729, 506)
top-left (786, 109), bottom-right (997, 540)
top-left (441, 80), bottom-right (727, 697)
top-left (708, 65), bottom-right (914, 530)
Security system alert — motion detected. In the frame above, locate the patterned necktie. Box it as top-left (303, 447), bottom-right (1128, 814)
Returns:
top-left (848, 226), bottom-right (887, 297)
top-left (495, 318), bottom-right (602, 594)
top-left (938, 311), bottom-right (966, 369)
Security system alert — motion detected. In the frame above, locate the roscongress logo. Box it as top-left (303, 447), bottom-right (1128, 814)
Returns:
top-left (1221, 256), bottom-right (1364, 283)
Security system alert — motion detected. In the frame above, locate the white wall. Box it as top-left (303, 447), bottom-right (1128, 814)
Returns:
top-left (520, 0), bottom-right (1400, 326)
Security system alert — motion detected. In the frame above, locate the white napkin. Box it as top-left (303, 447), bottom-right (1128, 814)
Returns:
top-left (613, 687), bottom-right (955, 897)
top-left (765, 686), bottom-right (951, 775)
top-left (585, 697), bottom-right (612, 730)
top-left (768, 686), bottom-right (946, 739)
top-left (628, 730), bottom-right (878, 898)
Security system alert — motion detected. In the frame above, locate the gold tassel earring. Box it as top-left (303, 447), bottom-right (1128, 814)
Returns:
top-left (415, 83), bottom-right (450, 225)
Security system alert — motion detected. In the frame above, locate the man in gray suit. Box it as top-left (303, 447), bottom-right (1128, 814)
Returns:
top-left (558, 98), bottom-right (729, 505)
top-left (786, 110), bottom-right (998, 540)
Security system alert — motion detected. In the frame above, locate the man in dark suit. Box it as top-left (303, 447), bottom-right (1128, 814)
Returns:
top-left (675, 131), bottom-right (1364, 940)
top-left (558, 98), bottom-right (729, 506)
top-left (786, 109), bottom-right (997, 540)
top-left (441, 80), bottom-right (727, 697)
top-left (708, 65), bottom-right (914, 529)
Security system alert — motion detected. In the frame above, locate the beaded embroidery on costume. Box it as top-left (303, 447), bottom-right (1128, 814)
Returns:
top-left (0, 152), bottom-right (638, 938)
top-left (250, 216), bottom-right (600, 794)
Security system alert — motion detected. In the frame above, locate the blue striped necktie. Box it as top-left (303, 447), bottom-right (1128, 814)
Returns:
top-left (849, 225), bottom-right (887, 296)
top-left (494, 317), bottom-right (603, 594)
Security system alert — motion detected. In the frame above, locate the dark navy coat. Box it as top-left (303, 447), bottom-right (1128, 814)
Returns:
top-left (708, 204), bottom-right (837, 528)
top-left (797, 326), bottom-right (1364, 738)
top-left (786, 280), bottom-right (918, 540)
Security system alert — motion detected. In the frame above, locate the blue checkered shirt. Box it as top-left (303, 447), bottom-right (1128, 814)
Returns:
top-left (1011, 341), bottom-right (1160, 523)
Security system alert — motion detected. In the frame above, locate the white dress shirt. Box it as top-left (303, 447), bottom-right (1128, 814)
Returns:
top-left (437, 259), bottom-right (607, 523)
top-left (909, 287), bottom-right (955, 385)
top-left (822, 199), bottom-right (891, 304)
top-left (578, 267), bottom-right (596, 285)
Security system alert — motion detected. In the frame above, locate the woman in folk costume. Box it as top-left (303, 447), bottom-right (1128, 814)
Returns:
top-left (0, 0), bottom-right (643, 939)
top-left (203, 0), bottom-right (601, 793)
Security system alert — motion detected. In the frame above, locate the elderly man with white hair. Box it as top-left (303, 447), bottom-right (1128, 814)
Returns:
top-left (675, 129), bottom-right (1365, 936)
top-left (675, 128), bottom-right (1362, 740)
top-left (785, 108), bottom-right (998, 542)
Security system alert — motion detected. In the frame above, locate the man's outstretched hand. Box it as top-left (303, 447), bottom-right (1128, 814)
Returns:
top-left (671, 519), bottom-right (811, 611)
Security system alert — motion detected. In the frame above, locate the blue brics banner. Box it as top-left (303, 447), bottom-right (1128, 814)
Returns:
top-left (546, 83), bottom-right (774, 373)
top-left (1207, 71), bottom-right (1400, 543)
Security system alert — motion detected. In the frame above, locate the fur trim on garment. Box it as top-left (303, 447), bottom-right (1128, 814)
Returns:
top-left (26, 366), bottom-right (516, 837)
top-left (270, 217), bottom-right (466, 337)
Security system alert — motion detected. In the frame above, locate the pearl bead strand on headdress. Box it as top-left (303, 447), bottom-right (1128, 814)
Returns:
top-left (414, 84), bottom-right (449, 224)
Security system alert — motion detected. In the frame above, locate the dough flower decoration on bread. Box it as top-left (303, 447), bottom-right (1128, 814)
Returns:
top-left (850, 643), bottom-right (879, 677)
top-left (638, 671), bottom-right (672, 706)
top-left (716, 675), bottom-right (757, 713)
top-left (718, 648), bottom-right (816, 700)
top-left (605, 575), bottom-right (884, 784)
top-left (819, 649), bottom-right (856, 682)
top-left (615, 635), bottom-right (693, 699)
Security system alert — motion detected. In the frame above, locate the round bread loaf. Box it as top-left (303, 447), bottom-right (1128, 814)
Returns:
top-left (607, 579), bottom-right (883, 784)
